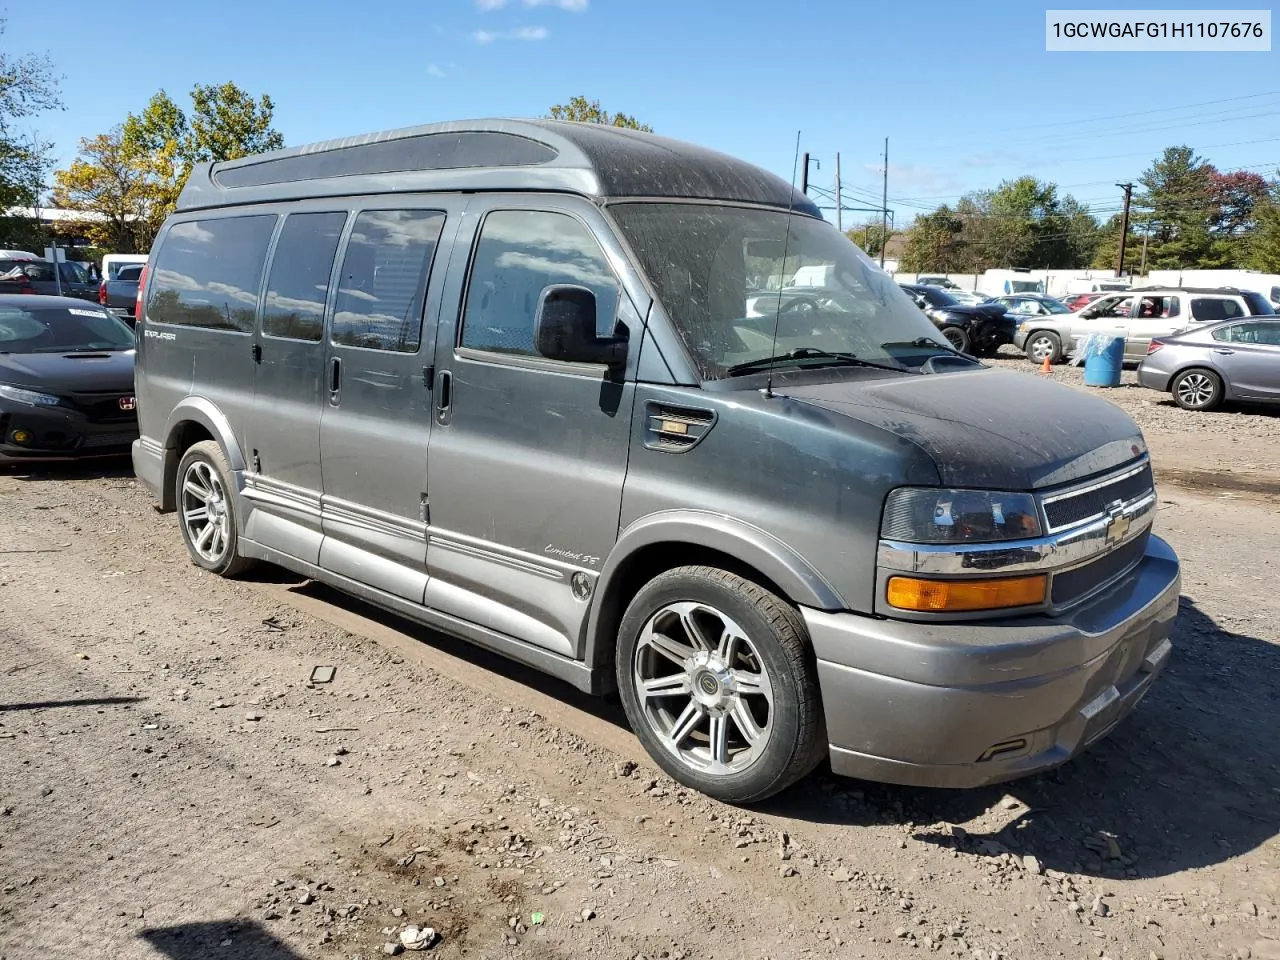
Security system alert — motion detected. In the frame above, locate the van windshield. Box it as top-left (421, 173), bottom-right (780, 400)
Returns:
top-left (607, 203), bottom-right (952, 380)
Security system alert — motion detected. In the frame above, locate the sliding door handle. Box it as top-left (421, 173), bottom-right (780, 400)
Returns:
top-left (436, 369), bottom-right (452, 424)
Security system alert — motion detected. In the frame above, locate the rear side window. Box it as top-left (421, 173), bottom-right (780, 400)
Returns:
top-left (460, 210), bottom-right (620, 357)
top-left (1214, 322), bottom-right (1280, 345)
top-left (148, 216), bottom-right (276, 332)
top-left (332, 209), bottom-right (445, 352)
top-left (1190, 298), bottom-right (1243, 323)
top-left (263, 211), bottom-right (347, 342)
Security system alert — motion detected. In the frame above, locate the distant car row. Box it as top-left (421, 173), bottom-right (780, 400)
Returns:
top-left (0, 251), bottom-right (147, 325)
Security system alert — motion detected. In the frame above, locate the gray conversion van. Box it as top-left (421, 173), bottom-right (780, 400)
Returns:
top-left (132, 120), bottom-right (1181, 803)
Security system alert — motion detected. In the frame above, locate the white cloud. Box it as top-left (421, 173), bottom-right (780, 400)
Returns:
top-left (475, 0), bottom-right (507, 9)
top-left (427, 63), bottom-right (447, 78)
top-left (472, 26), bottom-right (548, 42)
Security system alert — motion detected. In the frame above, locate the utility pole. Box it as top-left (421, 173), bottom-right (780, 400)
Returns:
top-left (880, 137), bottom-right (889, 268)
top-left (1139, 220), bottom-right (1150, 277)
top-left (834, 152), bottom-right (842, 233)
top-left (1116, 182), bottom-right (1133, 277)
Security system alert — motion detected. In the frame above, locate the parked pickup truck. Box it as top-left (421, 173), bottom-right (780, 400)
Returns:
top-left (99, 263), bottom-right (144, 324)
top-left (0, 257), bottom-right (100, 302)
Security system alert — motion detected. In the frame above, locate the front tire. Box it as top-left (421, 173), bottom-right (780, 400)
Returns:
top-left (615, 566), bottom-right (825, 804)
top-left (941, 326), bottom-right (971, 354)
top-left (1025, 330), bottom-right (1063, 365)
top-left (176, 440), bottom-right (255, 577)
top-left (1171, 368), bottom-right (1224, 411)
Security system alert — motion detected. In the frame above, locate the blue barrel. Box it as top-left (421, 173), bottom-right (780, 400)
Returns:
top-left (1082, 335), bottom-right (1124, 387)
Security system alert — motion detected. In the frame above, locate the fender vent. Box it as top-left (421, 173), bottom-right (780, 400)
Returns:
top-left (643, 402), bottom-right (716, 453)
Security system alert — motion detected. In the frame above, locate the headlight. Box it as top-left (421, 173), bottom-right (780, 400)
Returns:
top-left (881, 487), bottom-right (1042, 544)
top-left (0, 384), bottom-right (61, 407)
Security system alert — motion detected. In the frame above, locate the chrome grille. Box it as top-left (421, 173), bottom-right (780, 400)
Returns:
top-left (1051, 530), bottom-right (1149, 606)
top-left (1042, 461), bottom-right (1154, 533)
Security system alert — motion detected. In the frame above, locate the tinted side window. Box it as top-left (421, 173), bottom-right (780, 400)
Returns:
top-left (461, 210), bottom-right (620, 357)
top-left (262, 212), bottom-right (347, 342)
top-left (149, 216), bottom-right (276, 332)
top-left (1191, 298), bottom-right (1243, 323)
top-left (332, 209), bottom-right (445, 352)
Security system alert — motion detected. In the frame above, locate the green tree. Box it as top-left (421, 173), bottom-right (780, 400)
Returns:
top-left (1136, 146), bottom-right (1218, 269)
top-left (1245, 198), bottom-right (1280, 272)
top-left (0, 17), bottom-right (62, 234)
top-left (846, 220), bottom-right (886, 257)
top-left (547, 96), bottom-right (652, 132)
top-left (899, 207), bottom-right (963, 272)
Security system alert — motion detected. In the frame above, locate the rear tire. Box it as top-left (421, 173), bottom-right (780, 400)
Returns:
top-left (1171, 368), bottom-right (1224, 411)
top-left (175, 440), bottom-right (255, 577)
top-left (614, 566), bottom-right (825, 804)
top-left (941, 326), bottom-right (971, 354)
top-left (1025, 331), bottom-right (1063, 365)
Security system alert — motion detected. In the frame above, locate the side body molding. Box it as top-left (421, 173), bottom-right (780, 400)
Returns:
top-left (583, 509), bottom-right (848, 665)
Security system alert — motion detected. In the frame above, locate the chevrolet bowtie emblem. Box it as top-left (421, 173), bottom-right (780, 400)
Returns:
top-left (1104, 502), bottom-right (1131, 545)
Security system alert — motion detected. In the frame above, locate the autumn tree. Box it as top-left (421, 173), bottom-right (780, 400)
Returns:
top-left (48, 82), bottom-right (286, 250)
top-left (547, 96), bottom-right (652, 132)
top-left (51, 128), bottom-right (156, 251)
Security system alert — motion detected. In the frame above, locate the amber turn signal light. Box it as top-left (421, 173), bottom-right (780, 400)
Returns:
top-left (886, 574), bottom-right (1047, 612)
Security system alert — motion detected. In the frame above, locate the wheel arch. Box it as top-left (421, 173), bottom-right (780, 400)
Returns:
top-left (159, 398), bottom-right (245, 512)
top-left (582, 510), bottom-right (846, 677)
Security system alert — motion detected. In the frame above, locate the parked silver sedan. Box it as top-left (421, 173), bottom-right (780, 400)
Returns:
top-left (1137, 317), bottom-right (1280, 410)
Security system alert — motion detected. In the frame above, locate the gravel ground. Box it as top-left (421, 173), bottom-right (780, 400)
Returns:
top-left (2, 435), bottom-right (1279, 959)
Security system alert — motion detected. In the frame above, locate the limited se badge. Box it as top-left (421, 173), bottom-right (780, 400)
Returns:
top-left (119, 396), bottom-right (136, 411)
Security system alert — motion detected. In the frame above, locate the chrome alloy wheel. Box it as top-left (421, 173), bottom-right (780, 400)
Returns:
top-left (631, 601), bottom-right (775, 776)
top-left (1175, 371), bottom-right (1216, 408)
top-left (180, 460), bottom-right (231, 564)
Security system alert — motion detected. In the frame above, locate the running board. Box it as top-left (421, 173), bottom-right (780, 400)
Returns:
top-left (239, 538), bottom-right (604, 694)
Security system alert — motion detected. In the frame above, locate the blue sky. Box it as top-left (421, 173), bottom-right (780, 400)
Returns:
top-left (7, 0), bottom-right (1279, 224)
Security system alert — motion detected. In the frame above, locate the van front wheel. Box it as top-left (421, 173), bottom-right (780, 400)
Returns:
top-left (615, 566), bottom-right (825, 804)
top-left (176, 440), bottom-right (255, 577)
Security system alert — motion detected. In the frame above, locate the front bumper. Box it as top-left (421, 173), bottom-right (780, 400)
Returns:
top-left (804, 534), bottom-right (1180, 788)
top-left (974, 320), bottom-right (1016, 348)
top-left (0, 402), bottom-right (137, 463)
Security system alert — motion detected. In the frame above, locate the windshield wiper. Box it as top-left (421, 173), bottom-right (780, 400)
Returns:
top-left (726, 347), bottom-right (907, 377)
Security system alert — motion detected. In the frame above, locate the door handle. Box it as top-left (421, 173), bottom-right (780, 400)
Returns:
top-left (1212, 348), bottom-right (1235, 355)
top-left (329, 356), bottom-right (342, 403)
top-left (436, 369), bottom-right (452, 424)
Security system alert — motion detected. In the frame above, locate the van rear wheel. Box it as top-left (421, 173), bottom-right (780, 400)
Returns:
top-left (176, 440), bottom-right (255, 577)
top-left (615, 566), bottom-right (825, 804)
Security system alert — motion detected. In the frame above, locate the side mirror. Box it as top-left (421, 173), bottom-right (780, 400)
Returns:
top-left (533, 284), bottom-right (628, 366)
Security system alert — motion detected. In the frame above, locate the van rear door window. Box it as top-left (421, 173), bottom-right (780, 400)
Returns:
top-left (263, 211), bottom-right (347, 342)
top-left (331, 209), bottom-right (445, 352)
top-left (148, 216), bottom-right (277, 333)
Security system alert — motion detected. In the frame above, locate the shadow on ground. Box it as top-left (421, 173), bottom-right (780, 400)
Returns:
top-left (266, 577), bottom-right (631, 733)
top-left (1, 454), bottom-right (134, 481)
top-left (140, 920), bottom-right (306, 960)
top-left (762, 597), bottom-right (1279, 880)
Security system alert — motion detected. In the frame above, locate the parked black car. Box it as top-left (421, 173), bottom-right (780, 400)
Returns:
top-left (99, 263), bottom-right (144, 325)
top-left (0, 295), bottom-right (138, 462)
top-left (0, 258), bottom-right (100, 303)
top-left (899, 283), bottom-right (1016, 355)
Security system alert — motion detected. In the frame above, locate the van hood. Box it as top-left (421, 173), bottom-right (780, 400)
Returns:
top-left (782, 367), bottom-right (1146, 490)
top-left (0, 350), bottom-right (136, 394)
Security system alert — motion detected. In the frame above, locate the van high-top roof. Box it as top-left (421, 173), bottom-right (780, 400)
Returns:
top-left (176, 118), bottom-right (820, 217)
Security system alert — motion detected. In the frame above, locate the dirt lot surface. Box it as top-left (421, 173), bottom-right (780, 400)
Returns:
top-left (2, 365), bottom-right (1279, 960)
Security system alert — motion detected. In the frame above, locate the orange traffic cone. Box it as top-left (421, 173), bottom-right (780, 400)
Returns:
top-left (1039, 354), bottom-right (1052, 375)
